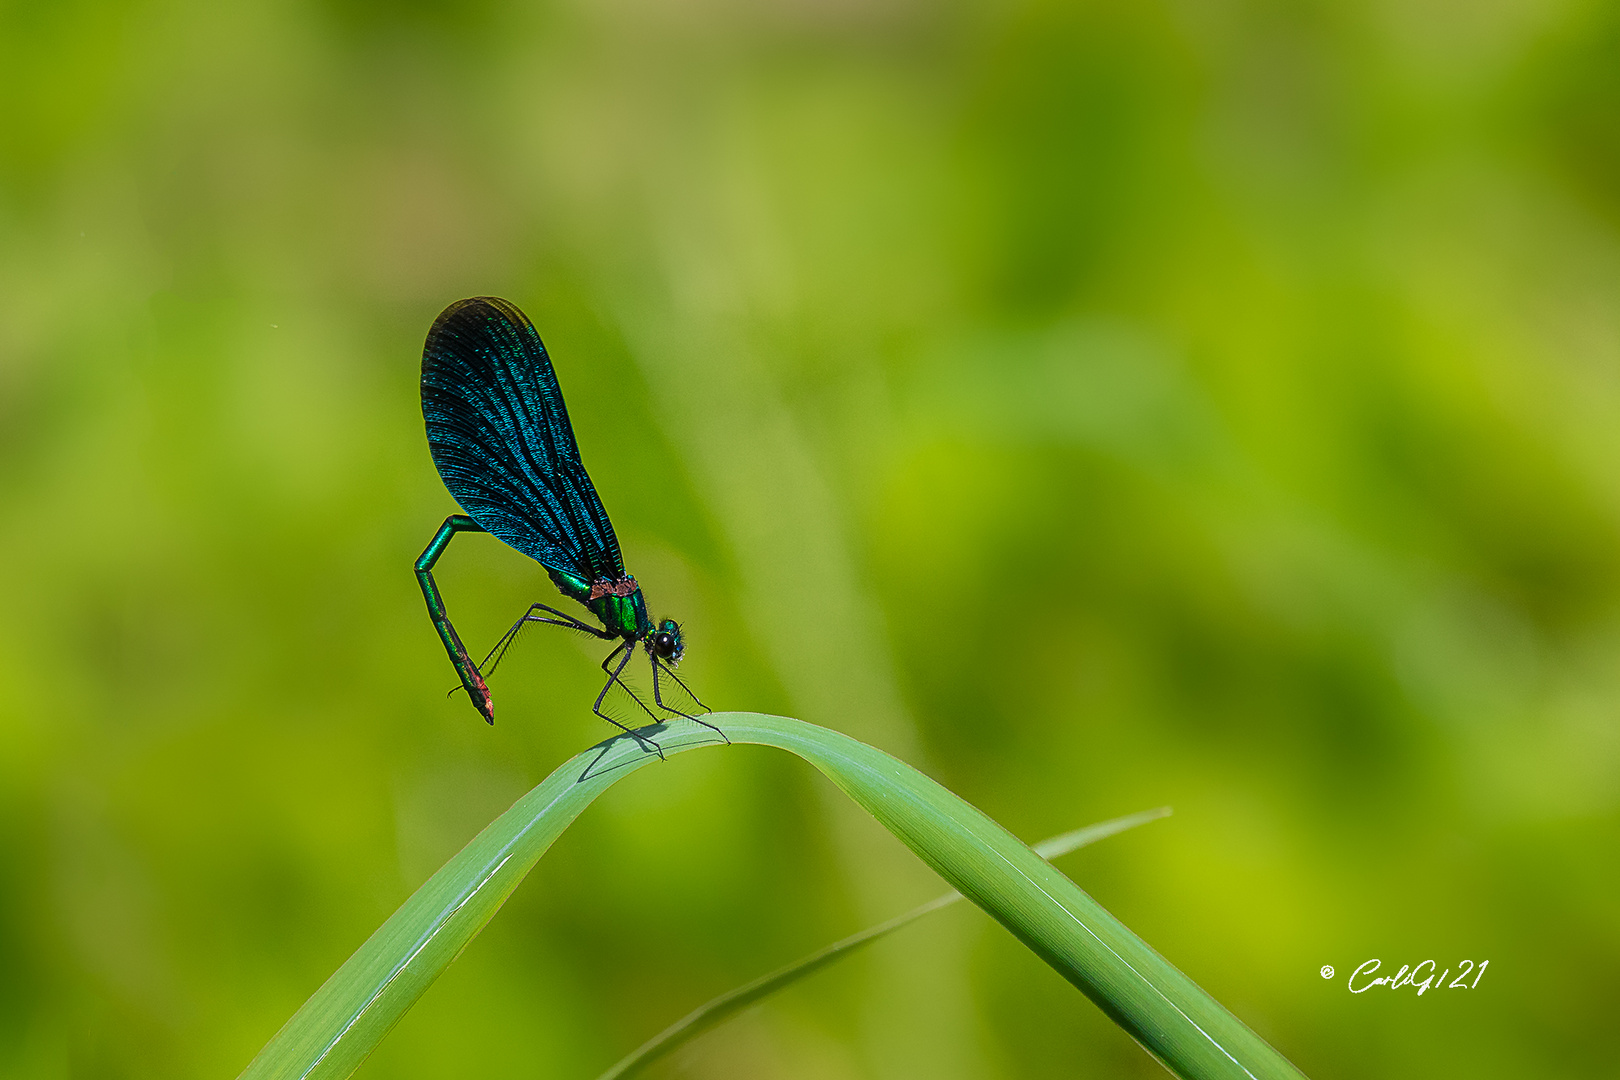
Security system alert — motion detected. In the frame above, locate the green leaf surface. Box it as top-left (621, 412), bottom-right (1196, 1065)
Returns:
top-left (238, 714), bottom-right (1307, 1080)
top-left (596, 806), bottom-right (1174, 1080)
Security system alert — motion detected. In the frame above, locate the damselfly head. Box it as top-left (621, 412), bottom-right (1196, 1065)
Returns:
top-left (647, 619), bottom-right (684, 663)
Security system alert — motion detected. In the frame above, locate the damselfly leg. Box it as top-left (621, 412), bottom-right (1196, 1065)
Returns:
top-left (593, 640), bottom-right (666, 760)
top-left (651, 658), bottom-right (728, 743)
top-left (482, 601), bottom-right (614, 678)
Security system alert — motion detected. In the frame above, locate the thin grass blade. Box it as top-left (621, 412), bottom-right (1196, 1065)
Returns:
top-left (595, 806), bottom-right (1172, 1080)
top-left (1031, 806), bottom-right (1173, 860)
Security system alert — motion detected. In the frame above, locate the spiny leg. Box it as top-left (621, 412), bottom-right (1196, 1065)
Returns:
top-left (597, 640), bottom-right (664, 726)
top-left (657, 660), bottom-right (709, 713)
top-left (415, 515), bottom-right (494, 723)
top-left (481, 602), bottom-right (613, 677)
top-left (593, 640), bottom-right (665, 760)
top-left (651, 657), bottom-right (728, 743)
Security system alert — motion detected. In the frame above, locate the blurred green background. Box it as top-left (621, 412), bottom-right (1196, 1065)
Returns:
top-left (3, 0), bottom-right (1619, 1076)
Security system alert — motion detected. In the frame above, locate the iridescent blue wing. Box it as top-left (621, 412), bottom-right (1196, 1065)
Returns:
top-left (421, 297), bottom-right (626, 582)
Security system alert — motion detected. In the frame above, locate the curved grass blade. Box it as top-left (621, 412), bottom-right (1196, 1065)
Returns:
top-left (237, 714), bottom-right (1307, 1080)
top-left (595, 806), bottom-right (1173, 1080)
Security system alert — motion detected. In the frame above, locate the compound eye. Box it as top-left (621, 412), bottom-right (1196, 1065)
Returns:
top-left (652, 632), bottom-right (676, 657)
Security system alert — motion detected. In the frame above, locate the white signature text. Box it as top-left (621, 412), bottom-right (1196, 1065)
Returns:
top-left (1347, 959), bottom-right (1489, 995)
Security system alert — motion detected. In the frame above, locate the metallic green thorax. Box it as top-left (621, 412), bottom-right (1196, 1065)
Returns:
top-left (547, 568), bottom-right (652, 641)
